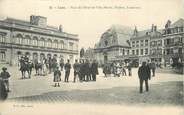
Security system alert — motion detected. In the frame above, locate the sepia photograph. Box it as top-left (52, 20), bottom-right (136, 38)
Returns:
top-left (0, 0), bottom-right (183, 114)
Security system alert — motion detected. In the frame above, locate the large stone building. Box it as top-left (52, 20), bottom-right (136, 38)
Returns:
top-left (162, 19), bottom-right (184, 66)
top-left (130, 25), bottom-right (163, 65)
top-left (94, 25), bottom-right (133, 65)
top-left (0, 15), bottom-right (79, 65)
top-left (94, 18), bottom-right (184, 68)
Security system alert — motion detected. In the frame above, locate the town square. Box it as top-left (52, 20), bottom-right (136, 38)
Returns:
top-left (0, 0), bottom-right (183, 115)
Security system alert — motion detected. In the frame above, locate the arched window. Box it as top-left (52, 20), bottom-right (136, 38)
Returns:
top-left (69, 42), bottom-right (73, 50)
top-left (24, 35), bottom-right (31, 45)
top-left (53, 40), bottom-right (58, 49)
top-left (39, 38), bottom-right (45, 47)
top-left (47, 39), bottom-right (52, 48)
top-left (59, 40), bottom-right (64, 49)
top-left (16, 34), bottom-right (23, 44)
top-left (32, 37), bottom-right (38, 46)
top-left (45, 39), bottom-right (49, 47)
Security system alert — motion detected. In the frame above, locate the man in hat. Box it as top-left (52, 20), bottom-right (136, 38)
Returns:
top-left (64, 59), bottom-right (71, 82)
top-left (73, 59), bottom-right (80, 83)
top-left (0, 67), bottom-right (11, 92)
top-left (138, 62), bottom-right (151, 93)
top-left (91, 60), bottom-right (98, 81)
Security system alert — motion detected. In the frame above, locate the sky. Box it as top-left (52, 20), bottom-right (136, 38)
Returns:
top-left (0, 0), bottom-right (183, 49)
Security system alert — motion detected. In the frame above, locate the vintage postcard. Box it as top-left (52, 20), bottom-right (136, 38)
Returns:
top-left (0, 0), bottom-right (183, 114)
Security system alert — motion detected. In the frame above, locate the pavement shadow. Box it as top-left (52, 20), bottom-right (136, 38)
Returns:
top-left (9, 81), bottom-right (183, 106)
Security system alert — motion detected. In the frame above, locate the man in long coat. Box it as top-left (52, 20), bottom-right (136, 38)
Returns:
top-left (64, 59), bottom-right (71, 82)
top-left (73, 59), bottom-right (80, 82)
top-left (138, 62), bottom-right (151, 93)
top-left (91, 60), bottom-right (98, 81)
top-left (84, 60), bottom-right (90, 81)
top-left (79, 60), bottom-right (85, 81)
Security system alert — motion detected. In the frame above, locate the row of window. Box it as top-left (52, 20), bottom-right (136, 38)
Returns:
top-left (120, 49), bottom-right (129, 55)
top-left (132, 48), bottom-right (148, 55)
top-left (165, 48), bottom-right (182, 55)
top-left (164, 27), bottom-right (183, 35)
top-left (132, 40), bottom-right (149, 47)
top-left (150, 40), bottom-right (162, 47)
top-left (0, 34), bottom-right (76, 50)
top-left (165, 37), bottom-right (183, 45)
top-left (150, 49), bottom-right (162, 55)
top-left (15, 36), bottom-right (66, 49)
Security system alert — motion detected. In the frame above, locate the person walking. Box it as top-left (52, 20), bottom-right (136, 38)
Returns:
top-left (73, 59), bottom-right (80, 83)
top-left (64, 59), bottom-right (71, 82)
top-left (53, 67), bottom-right (61, 87)
top-left (122, 64), bottom-right (127, 76)
top-left (138, 62), bottom-right (151, 93)
top-left (0, 67), bottom-right (11, 92)
top-left (91, 60), bottom-right (98, 81)
top-left (150, 60), bottom-right (156, 77)
top-left (127, 63), bottom-right (132, 76)
top-left (0, 78), bottom-right (8, 100)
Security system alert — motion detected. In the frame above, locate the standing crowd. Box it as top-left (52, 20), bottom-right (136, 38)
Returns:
top-left (53, 59), bottom-right (99, 87)
top-left (103, 61), bottom-right (132, 77)
top-left (0, 58), bottom-right (157, 100)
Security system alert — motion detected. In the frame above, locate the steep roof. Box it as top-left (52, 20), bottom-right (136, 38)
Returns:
top-left (111, 25), bottom-right (133, 47)
top-left (131, 28), bottom-right (162, 39)
top-left (170, 18), bottom-right (184, 28)
top-left (95, 25), bottom-right (133, 48)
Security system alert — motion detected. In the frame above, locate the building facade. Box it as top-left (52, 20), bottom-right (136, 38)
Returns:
top-left (0, 15), bottom-right (79, 65)
top-left (94, 25), bottom-right (132, 65)
top-left (149, 25), bottom-right (164, 64)
top-left (129, 26), bottom-right (151, 65)
top-left (162, 19), bottom-right (184, 67)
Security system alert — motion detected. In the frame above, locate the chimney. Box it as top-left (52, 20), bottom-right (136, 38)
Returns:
top-left (134, 26), bottom-right (138, 36)
top-left (151, 24), bottom-right (154, 32)
top-left (154, 26), bottom-right (157, 31)
top-left (30, 15), bottom-right (47, 27)
top-left (59, 25), bottom-right (63, 32)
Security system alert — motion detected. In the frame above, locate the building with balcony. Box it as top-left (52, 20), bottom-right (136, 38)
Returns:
top-left (0, 15), bottom-right (79, 65)
top-left (94, 25), bottom-right (133, 65)
top-left (162, 19), bottom-right (184, 67)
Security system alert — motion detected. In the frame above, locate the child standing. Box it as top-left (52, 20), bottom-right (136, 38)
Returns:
top-left (53, 67), bottom-right (61, 87)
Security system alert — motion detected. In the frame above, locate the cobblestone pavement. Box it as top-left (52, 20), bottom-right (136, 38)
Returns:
top-left (0, 64), bottom-right (183, 106)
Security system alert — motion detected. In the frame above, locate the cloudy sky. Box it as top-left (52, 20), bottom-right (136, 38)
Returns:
top-left (0, 0), bottom-right (183, 49)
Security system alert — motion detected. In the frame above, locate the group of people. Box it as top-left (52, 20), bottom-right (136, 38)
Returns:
top-left (0, 57), bottom-right (157, 100)
top-left (103, 62), bottom-right (132, 77)
top-left (53, 59), bottom-right (99, 87)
